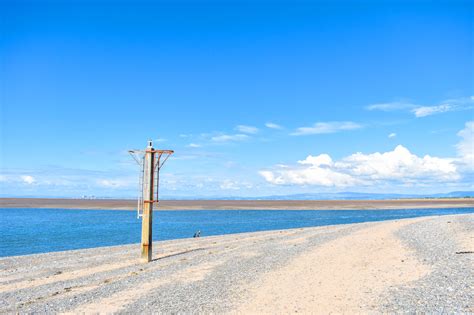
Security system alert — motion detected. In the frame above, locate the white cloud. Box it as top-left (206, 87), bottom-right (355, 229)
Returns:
top-left (265, 122), bottom-right (283, 129)
top-left (235, 125), bottom-right (259, 134)
top-left (260, 145), bottom-right (459, 187)
top-left (456, 121), bottom-right (474, 169)
top-left (187, 143), bottom-right (202, 148)
top-left (388, 133), bottom-right (397, 138)
top-left (21, 175), bottom-right (36, 184)
top-left (298, 154), bottom-right (333, 167)
top-left (219, 180), bottom-right (241, 190)
top-left (366, 102), bottom-right (416, 111)
top-left (367, 96), bottom-right (473, 118)
top-left (259, 164), bottom-right (358, 187)
top-left (341, 145), bottom-right (458, 181)
top-left (211, 134), bottom-right (249, 142)
top-left (412, 104), bottom-right (452, 117)
top-left (291, 121), bottom-right (362, 136)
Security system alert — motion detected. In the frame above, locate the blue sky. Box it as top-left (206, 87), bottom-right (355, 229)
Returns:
top-left (1, 0), bottom-right (473, 198)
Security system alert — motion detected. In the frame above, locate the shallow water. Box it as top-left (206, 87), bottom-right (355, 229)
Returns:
top-left (1, 207), bottom-right (473, 257)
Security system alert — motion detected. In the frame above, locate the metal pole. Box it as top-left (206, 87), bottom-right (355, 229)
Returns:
top-left (141, 141), bottom-right (155, 262)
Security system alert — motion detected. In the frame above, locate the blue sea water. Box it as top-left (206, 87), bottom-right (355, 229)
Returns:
top-left (1, 207), bottom-right (473, 257)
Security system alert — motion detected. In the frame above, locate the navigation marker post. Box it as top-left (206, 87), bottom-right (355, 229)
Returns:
top-left (129, 140), bottom-right (174, 262)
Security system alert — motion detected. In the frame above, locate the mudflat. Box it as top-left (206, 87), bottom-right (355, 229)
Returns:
top-left (0, 197), bottom-right (473, 210)
top-left (1, 214), bottom-right (472, 313)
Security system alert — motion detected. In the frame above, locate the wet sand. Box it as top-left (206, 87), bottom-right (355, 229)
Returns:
top-left (1, 197), bottom-right (473, 210)
top-left (1, 214), bottom-right (473, 313)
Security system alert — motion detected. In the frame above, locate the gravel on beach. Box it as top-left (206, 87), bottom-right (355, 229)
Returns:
top-left (380, 214), bottom-right (473, 313)
top-left (1, 214), bottom-right (472, 314)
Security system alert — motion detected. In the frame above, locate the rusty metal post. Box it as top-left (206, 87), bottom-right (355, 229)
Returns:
top-left (141, 141), bottom-right (155, 262)
top-left (130, 140), bottom-right (173, 263)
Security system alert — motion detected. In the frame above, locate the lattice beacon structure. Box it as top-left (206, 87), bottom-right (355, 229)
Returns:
top-left (129, 140), bottom-right (174, 262)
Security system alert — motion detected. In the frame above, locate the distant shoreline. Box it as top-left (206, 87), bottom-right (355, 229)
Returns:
top-left (0, 197), bottom-right (473, 210)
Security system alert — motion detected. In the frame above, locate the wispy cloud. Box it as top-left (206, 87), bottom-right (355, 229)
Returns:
top-left (265, 122), bottom-right (283, 129)
top-left (366, 102), bottom-right (416, 111)
top-left (366, 96), bottom-right (473, 118)
top-left (0, 167), bottom-right (139, 198)
top-left (153, 137), bottom-right (167, 143)
top-left (219, 179), bottom-right (241, 190)
top-left (187, 143), bottom-right (202, 148)
top-left (235, 125), bottom-right (259, 134)
top-left (456, 121), bottom-right (474, 170)
top-left (411, 97), bottom-right (474, 117)
top-left (412, 104), bottom-right (455, 117)
top-left (211, 134), bottom-right (249, 142)
top-left (388, 133), bottom-right (397, 138)
top-left (21, 175), bottom-right (36, 184)
top-left (291, 121), bottom-right (362, 136)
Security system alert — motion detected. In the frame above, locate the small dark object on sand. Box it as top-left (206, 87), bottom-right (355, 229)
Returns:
top-left (455, 251), bottom-right (473, 254)
top-left (193, 230), bottom-right (201, 238)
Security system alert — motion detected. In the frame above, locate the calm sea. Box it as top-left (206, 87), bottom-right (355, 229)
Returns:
top-left (1, 207), bottom-right (473, 257)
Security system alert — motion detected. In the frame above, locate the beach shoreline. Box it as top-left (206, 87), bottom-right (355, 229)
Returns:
top-left (1, 214), bottom-right (472, 313)
top-left (1, 197), bottom-right (473, 210)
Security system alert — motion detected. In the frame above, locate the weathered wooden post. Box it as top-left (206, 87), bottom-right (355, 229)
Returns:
top-left (129, 140), bottom-right (174, 263)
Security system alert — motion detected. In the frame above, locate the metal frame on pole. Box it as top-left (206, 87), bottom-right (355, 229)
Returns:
top-left (129, 140), bottom-right (174, 263)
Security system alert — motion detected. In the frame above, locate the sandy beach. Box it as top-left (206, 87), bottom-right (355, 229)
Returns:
top-left (1, 197), bottom-right (473, 210)
top-left (1, 214), bottom-right (472, 313)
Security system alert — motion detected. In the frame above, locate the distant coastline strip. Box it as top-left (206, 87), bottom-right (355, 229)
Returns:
top-left (0, 198), bottom-right (473, 211)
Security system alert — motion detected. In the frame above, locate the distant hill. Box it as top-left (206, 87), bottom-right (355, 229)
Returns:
top-left (1, 191), bottom-right (472, 200)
